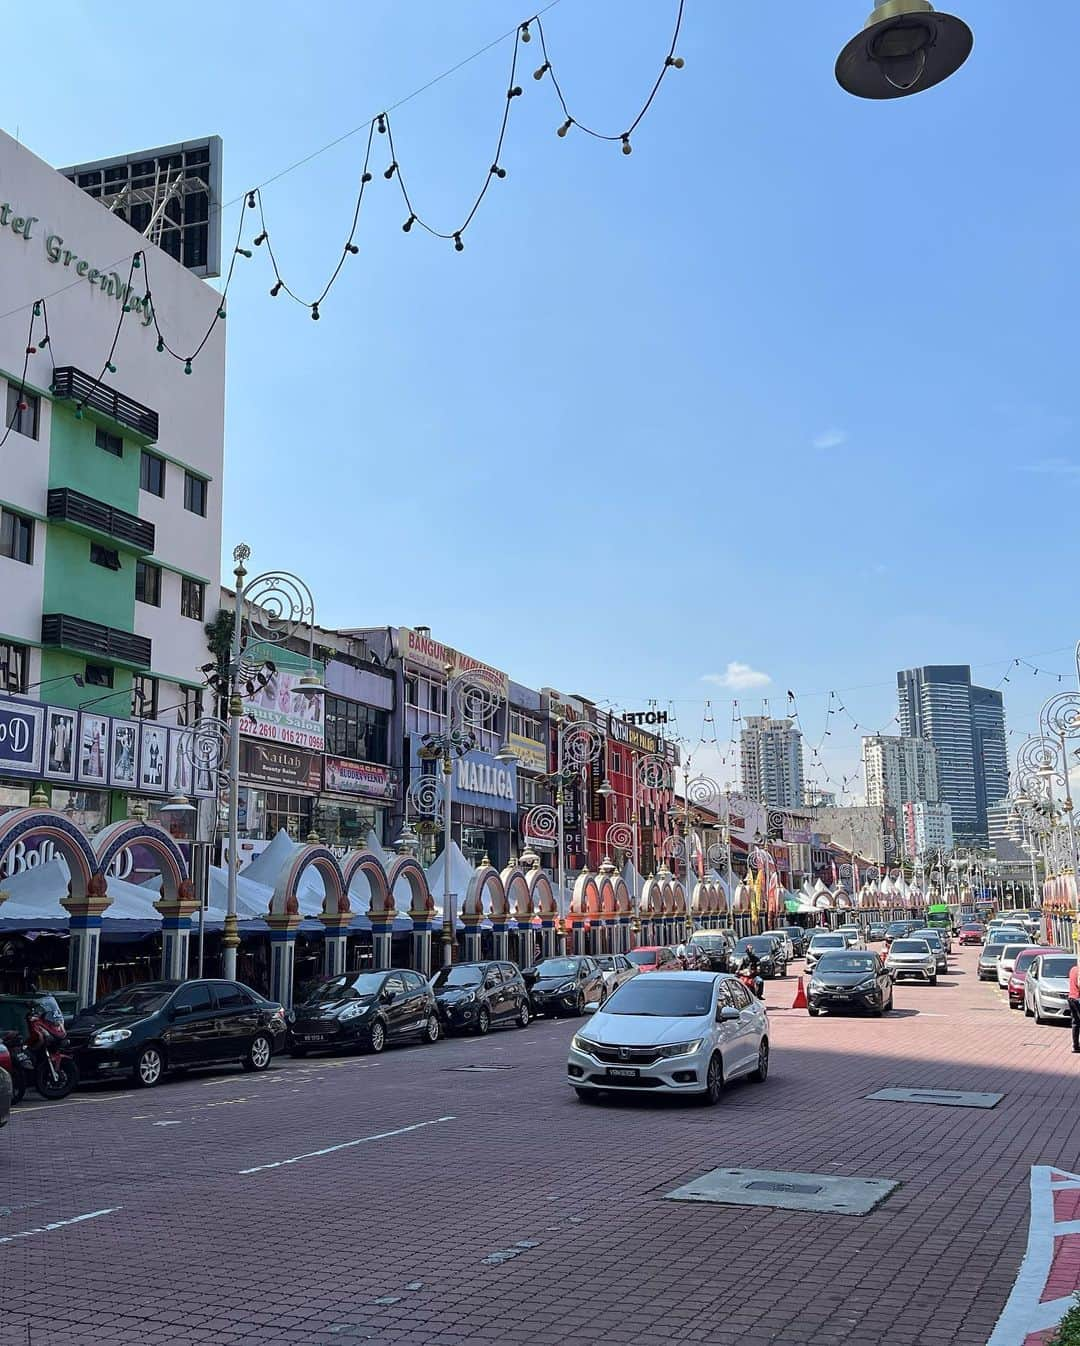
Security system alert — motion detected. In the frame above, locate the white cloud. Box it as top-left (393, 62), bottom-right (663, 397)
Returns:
top-left (702, 662), bottom-right (772, 691)
top-left (1019, 457), bottom-right (1080, 477)
top-left (812, 428), bottom-right (848, 451)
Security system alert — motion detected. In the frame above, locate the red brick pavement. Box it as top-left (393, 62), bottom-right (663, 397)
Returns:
top-left (1, 947), bottom-right (1078, 1346)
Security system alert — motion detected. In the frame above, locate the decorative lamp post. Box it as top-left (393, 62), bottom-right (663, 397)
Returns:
top-left (835, 1), bottom-right (973, 100)
top-left (221, 546), bottom-right (323, 982)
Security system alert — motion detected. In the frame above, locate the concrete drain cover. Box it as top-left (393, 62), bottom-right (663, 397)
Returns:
top-left (665, 1168), bottom-right (897, 1216)
top-left (867, 1087), bottom-right (1002, 1109)
top-left (445, 1064), bottom-right (516, 1073)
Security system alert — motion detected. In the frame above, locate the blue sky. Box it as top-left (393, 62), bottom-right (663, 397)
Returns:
top-left (7, 1), bottom-right (1079, 793)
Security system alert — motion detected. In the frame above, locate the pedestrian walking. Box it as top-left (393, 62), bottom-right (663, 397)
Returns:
top-left (1069, 961), bottom-right (1080, 1054)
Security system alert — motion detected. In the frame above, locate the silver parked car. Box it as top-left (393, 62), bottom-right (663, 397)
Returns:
top-left (805, 932), bottom-right (848, 973)
top-left (592, 954), bottom-right (638, 1000)
top-left (909, 929), bottom-right (948, 974)
top-left (977, 941), bottom-right (1010, 981)
top-left (1025, 953), bottom-right (1076, 1024)
top-left (885, 938), bottom-right (937, 984)
top-left (567, 972), bottom-right (769, 1105)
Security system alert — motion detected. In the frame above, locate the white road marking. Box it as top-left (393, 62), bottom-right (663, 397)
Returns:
top-left (0, 1207), bottom-right (120, 1245)
top-left (17, 1093), bottom-right (135, 1115)
top-left (988, 1165), bottom-right (1080, 1344)
top-left (238, 1115), bottom-right (456, 1175)
top-left (152, 1120), bottom-right (182, 1127)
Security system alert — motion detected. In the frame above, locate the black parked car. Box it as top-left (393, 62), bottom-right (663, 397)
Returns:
top-left (524, 956), bottom-right (606, 1018)
top-left (807, 951), bottom-right (894, 1016)
top-left (782, 926), bottom-right (809, 958)
top-left (687, 931), bottom-right (736, 971)
top-left (431, 961), bottom-right (531, 1034)
top-left (289, 970), bottom-right (441, 1055)
top-left (732, 935), bottom-right (788, 979)
top-left (67, 979), bottom-right (287, 1089)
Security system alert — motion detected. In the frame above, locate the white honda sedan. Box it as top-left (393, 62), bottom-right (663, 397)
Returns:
top-left (566, 972), bottom-right (769, 1106)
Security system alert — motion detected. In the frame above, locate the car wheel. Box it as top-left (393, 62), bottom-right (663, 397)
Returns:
top-left (750, 1038), bottom-right (769, 1083)
top-left (367, 1020), bottom-right (387, 1053)
top-left (1025, 1001), bottom-right (1034, 1017)
top-left (422, 1014), bottom-right (441, 1044)
top-left (475, 1007), bottom-right (491, 1036)
top-left (1036, 1000), bottom-right (1048, 1026)
top-left (516, 1002), bottom-right (530, 1029)
top-left (929, 975), bottom-right (938, 986)
top-left (289, 1044), bottom-right (308, 1058)
top-left (701, 1052), bottom-right (724, 1105)
top-left (243, 1034), bottom-right (273, 1073)
top-left (133, 1045), bottom-right (164, 1089)
top-left (807, 1005), bottom-right (820, 1017)
top-left (574, 992), bottom-right (585, 1017)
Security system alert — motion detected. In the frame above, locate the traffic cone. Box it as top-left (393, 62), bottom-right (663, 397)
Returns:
top-left (792, 976), bottom-right (808, 1010)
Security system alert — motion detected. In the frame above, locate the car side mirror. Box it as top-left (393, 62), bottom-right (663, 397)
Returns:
top-left (170, 1004), bottom-right (193, 1019)
top-left (718, 1005), bottom-right (740, 1022)
top-left (484, 978), bottom-right (497, 990)
top-left (381, 990), bottom-right (396, 1004)
top-left (584, 1001), bottom-right (600, 1014)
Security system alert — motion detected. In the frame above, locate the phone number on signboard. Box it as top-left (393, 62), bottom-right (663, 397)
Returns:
top-left (241, 720), bottom-right (324, 750)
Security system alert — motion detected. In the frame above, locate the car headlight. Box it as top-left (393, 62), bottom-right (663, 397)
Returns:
top-left (285, 1009), bottom-right (296, 1024)
top-left (91, 1028), bottom-right (131, 1047)
top-left (808, 979), bottom-right (822, 990)
top-left (339, 1002), bottom-right (370, 1021)
top-left (457, 992), bottom-right (477, 1005)
top-left (557, 981), bottom-right (577, 994)
top-left (571, 1035), bottom-right (598, 1054)
top-left (657, 1039), bottom-right (704, 1059)
top-left (856, 978), bottom-right (879, 992)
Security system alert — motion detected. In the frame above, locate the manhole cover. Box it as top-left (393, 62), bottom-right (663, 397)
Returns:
top-left (444, 1064), bottom-right (516, 1073)
top-left (745, 1181), bottom-right (823, 1195)
top-left (665, 1167), bottom-right (897, 1215)
top-left (867, 1087), bottom-right (1002, 1109)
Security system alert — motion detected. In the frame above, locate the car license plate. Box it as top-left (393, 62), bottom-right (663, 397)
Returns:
top-left (607, 1067), bottom-right (639, 1079)
top-left (304, 1034), bottom-right (326, 1043)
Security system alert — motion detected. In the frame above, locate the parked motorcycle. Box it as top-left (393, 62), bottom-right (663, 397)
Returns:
top-left (1, 993), bottom-right (78, 1102)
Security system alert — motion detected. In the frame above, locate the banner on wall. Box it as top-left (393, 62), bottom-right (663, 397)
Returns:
top-left (239, 738), bottom-right (321, 791)
top-left (240, 668), bottom-right (325, 752)
top-left (323, 756), bottom-right (398, 801)
top-left (0, 700), bottom-right (43, 775)
top-left (394, 627), bottom-right (509, 699)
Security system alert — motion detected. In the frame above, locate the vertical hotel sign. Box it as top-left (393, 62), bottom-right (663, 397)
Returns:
top-left (393, 628), bottom-right (508, 699)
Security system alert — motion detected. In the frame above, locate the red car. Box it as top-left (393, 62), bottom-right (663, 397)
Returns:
top-left (626, 946), bottom-right (684, 973)
top-left (1008, 946), bottom-right (1066, 1008)
top-left (959, 924), bottom-right (984, 946)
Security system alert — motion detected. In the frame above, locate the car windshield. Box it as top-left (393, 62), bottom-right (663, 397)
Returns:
top-left (815, 954), bottom-right (878, 973)
top-left (627, 950), bottom-right (660, 966)
top-left (1041, 958), bottom-right (1074, 979)
top-left (1013, 952), bottom-right (1039, 974)
top-left (810, 935), bottom-right (845, 948)
top-left (90, 984), bottom-right (175, 1015)
top-left (1000, 945), bottom-right (1025, 959)
top-left (691, 936), bottom-right (725, 949)
top-left (602, 978), bottom-right (714, 1017)
top-left (885, 925), bottom-right (907, 935)
top-left (431, 967), bottom-right (483, 989)
top-left (911, 931), bottom-right (941, 943)
top-left (982, 944), bottom-right (1006, 958)
top-left (892, 940), bottom-right (930, 953)
top-left (735, 937), bottom-right (774, 954)
top-left (534, 958), bottom-right (582, 978)
top-left (296, 973), bottom-right (385, 1005)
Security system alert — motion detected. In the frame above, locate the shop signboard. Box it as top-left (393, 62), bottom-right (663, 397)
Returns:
top-left (238, 738), bottom-right (320, 791)
top-left (323, 755), bottom-right (399, 801)
top-left (782, 822), bottom-right (813, 845)
top-left (240, 667), bottom-right (325, 752)
top-left (607, 714), bottom-right (660, 755)
top-left (508, 732), bottom-right (547, 773)
top-left (453, 749), bottom-right (517, 814)
top-left (622, 709), bottom-right (670, 727)
top-left (394, 627), bottom-right (509, 700)
top-left (0, 699), bottom-right (43, 775)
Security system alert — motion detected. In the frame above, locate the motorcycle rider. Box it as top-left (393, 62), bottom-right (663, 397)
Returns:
top-left (737, 945), bottom-right (765, 999)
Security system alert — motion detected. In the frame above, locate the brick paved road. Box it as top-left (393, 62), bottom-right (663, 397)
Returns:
top-left (1, 947), bottom-right (1077, 1346)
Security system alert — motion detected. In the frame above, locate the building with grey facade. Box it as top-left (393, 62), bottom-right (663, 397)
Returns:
top-left (740, 716), bottom-right (805, 808)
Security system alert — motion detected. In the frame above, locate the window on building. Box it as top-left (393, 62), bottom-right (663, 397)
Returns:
top-left (84, 664), bottom-right (113, 688)
top-left (90, 542), bottom-right (121, 571)
top-left (263, 791), bottom-right (313, 840)
top-left (140, 450), bottom-right (165, 497)
top-left (183, 471), bottom-right (207, 516)
top-left (324, 695), bottom-right (390, 764)
top-left (5, 386), bottom-right (39, 440)
top-left (0, 640), bottom-right (28, 694)
top-left (132, 674), bottom-right (158, 719)
top-left (177, 686), bottom-right (204, 727)
top-left (180, 577), bottom-right (205, 620)
top-left (0, 509), bottom-right (33, 564)
top-left (135, 559), bottom-right (161, 606)
top-left (510, 709), bottom-right (543, 741)
top-left (95, 427), bottom-right (123, 457)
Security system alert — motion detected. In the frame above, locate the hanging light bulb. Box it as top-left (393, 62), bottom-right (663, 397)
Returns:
top-left (384, 161), bottom-right (398, 179)
top-left (183, 360), bottom-right (192, 375)
top-left (556, 118), bottom-right (573, 137)
top-left (33, 302), bottom-right (41, 317)
top-left (377, 114), bottom-right (387, 134)
top-left (621, 135), bottom-right (632, 155)
top-left (132, 253), bottom-right (141, 268)
top-left (270, 281), bottom-right (282, 297)
top-left (490, 163), bottom-right (507, 179)
top-left (453, 233), bottom-right (464, 252)
top-left (362, 171), bottom-right (373, 184)
top-left (38, 335), bottom-right (48, 348)
top-left (106, 361), bottom-right (116, 374)
top-left (247, 192), bottom-right (256, 208)
top-left (254, 232), bottom-right (268, 246)
top-left (311, 303), bottom-right (320, 320)
top-left (156, 338), bottom-right (165, 353)
top-left (217, 307), bottom-right (227, 319)
top-left (520, 21), bottom-right (531, 41)
top-left (402, 214), bottom-right (416, 232)
top-left (345, 242), bottom-right (359, 254)
top-left (836, 1), bottom-right (973, 99)
top-left (508, 85), bottom-right (523, 98)
top-left (534, 62), bottom-right (550, 80)
top-left (235, 247), bottom-right (253, 259)
top-left (25, 345), bottom-right (35, 356)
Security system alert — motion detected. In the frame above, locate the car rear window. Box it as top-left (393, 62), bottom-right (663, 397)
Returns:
top-left (892, 940), bottom-right (930, 953)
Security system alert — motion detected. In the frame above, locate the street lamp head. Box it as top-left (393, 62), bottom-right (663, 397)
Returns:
top-left (296, 668), bottom-right (324, 698)
top-left (596, 780), bottom-right (614, 798)
top-left (836, 0), bottom-right (972, 100)
top-left (493, 740), bottom-right (519, 765)
top-left (159, 793), bottom-right (196, 814)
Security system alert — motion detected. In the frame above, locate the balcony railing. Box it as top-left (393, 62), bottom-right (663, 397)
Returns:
top-left (50, 367), bottom-right (159, 441)
top-left (41, 614), bottom-right (152, 669)
top-left (47, 488), bottom-right (155, 553)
